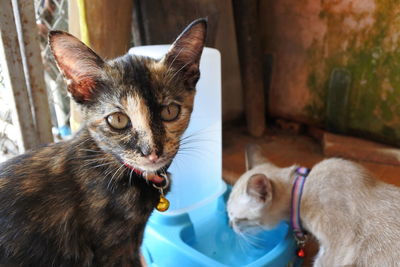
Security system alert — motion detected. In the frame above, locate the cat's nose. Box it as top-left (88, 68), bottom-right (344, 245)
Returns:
top-left (139, 144), bottom-right (159, 162)
top-left (139, 144), bottom-right (151, 157)
top-left (147, 152), bottom-right (159, 163)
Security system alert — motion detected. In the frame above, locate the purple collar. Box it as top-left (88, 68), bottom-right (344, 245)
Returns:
top-left (290, 167), bottom-right (310, 257)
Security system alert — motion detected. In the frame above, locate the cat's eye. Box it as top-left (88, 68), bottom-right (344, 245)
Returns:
top-left (106, 112), bottom-right (130, 130)
top-left (161, 104), bottom-right (181, 122)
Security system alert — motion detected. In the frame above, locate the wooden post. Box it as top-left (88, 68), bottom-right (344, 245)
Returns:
top-left (84, 0), bottom-right (134, 58)
top-left (0, 0), bottom-right (39, 151)
top-left (13, 0), bottom-right (54, 144)
top-left (68, 0), bottom-right (82, 133)
top-left (131, 0), bottom-right (219, 46)
top-left (68, 0), bottom-right (133, 132)
top-left (131, 0), bottom-right (244, 121)
top-left (233, 0), bottom-right (265, 137)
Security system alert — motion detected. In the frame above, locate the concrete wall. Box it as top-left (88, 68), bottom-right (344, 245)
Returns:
top-left (260, 0), bottom-right (400, 146)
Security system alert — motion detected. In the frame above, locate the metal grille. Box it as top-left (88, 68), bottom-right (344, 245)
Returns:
top-left (35, 0), bottom-right (70, 139)
top-left (0, 0), bottom-right (70, 162)
top-left (0, 66), bottom-right (3, 88)
top-left (0, 65), bottom-right (18, 162)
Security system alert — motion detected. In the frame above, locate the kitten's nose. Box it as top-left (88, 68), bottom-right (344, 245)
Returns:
top-left (147, 152), bottom-right (158, 163)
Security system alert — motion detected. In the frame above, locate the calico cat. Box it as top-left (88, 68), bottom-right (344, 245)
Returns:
top-left (228, 145), bottom-right (400, 266)
top-left (0, 19), bottom-right (206, 266)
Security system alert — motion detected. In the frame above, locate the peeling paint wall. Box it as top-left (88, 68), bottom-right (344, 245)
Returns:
top-left (261, 0), bottom-right (400, 146)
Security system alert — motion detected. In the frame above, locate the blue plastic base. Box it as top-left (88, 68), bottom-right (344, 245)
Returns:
top-left (59, 125), bottom-right (71, 137)
top-left (142, 187), bottom-right (302, 267)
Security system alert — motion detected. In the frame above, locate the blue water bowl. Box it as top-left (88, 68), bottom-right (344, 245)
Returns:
top-left (131, 45), bottom-right (300, 267)
top-left (142, 187), bottom-right (300, 267)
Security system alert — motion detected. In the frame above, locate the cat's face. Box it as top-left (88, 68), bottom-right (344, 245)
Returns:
top-left (227, 145), bottom-right (295, 232)
top-left (227, 171), bottom-right (269, 233)
top-left (49, 19), bottom-right (207, 172)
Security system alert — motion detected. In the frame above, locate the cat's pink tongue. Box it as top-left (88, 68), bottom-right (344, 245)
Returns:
top-left (147, 173), bottom-right (164, 184)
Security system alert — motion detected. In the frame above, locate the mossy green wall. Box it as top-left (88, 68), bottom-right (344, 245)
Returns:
top-left (262, 0), bottom-right (400, 146)
top-left (307, 0), bottom-right (400, 145)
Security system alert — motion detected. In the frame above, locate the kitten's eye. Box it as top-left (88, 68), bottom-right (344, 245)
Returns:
top-left (106, 112), bottom-right (130, 130)
top-left (161, 104), bottom-right (181, 122)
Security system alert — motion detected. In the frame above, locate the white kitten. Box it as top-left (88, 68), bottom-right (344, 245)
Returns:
top-left (227, 144), bottom-right (400, 266)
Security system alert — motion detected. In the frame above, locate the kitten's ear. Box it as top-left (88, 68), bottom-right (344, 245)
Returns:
top-left (245, 144), bottom-right (267, 170)
top-left (247, 174), bottom-right (272, 203)
top-left (163, 18), bottom-right (207, 88)
top-left (49, 31), bottom-right (104, 103)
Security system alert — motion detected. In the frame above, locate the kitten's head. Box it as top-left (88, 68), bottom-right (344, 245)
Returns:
top-left (227, 145), bottom-right (296, 233)
top-left (49, 19), bottom-right (207, 172)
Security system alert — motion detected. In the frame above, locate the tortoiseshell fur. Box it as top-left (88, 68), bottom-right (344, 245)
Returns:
top-left (0, 19), bottom-right (206, 266)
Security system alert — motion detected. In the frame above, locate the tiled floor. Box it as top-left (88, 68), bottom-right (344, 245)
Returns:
top-left (222, 123), bottom-right (400, 266)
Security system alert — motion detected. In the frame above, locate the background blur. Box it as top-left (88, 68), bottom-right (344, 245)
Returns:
top-left (2, 1), bottom-right (400, 265)
top-left (1, 0), bottom-right (400, 165)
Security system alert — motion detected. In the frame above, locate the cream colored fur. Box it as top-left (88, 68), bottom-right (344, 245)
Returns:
top-left (227, 145), bottom-right (400, 267)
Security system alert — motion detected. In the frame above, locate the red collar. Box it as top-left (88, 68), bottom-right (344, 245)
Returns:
top-left (121, 160), bottom-right (170, 212)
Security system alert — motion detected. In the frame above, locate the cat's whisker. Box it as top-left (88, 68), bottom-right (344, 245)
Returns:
top-left (180, 138), bottom-right (216, 145)
top-left (81, 156), bottom-right (105, 161)
top-left (128, 167), bottom-right (134, 186)
top-left (179, 141), bottom-right (216, 151)
top-left (80, 162), bottom-right (102, 170)
top-left (103, 164), bottom-right (116, 176)
top-left (120, 135), bottom-right (132, 142)
top-left (179, 132), bottom-right (209, 142)
top-left (170, 157), bottom-right (184, 175)
top-left (167, 60), bottom-right (192, 85)
top-left (177, 148), bottom-right (205, 155)
top-left (165, 47), bottom-right (185, 76)
top-left (76, 155), bottom-right (105, 161)
top-left (242, 231), bottom-right (266, 244)
top-left (79, 158), bottom-right (107, 167)
top-left (87, 162), bottom-right (115, 170)
top-left (70, 159), bottom-right (105, 171)
top-left (237, 232), bottom-right (249, 254)
top-left (179, 130), bottom-right (217, 150)
top-left (177, 147), bottom-right (209, 159)
top-left (175, 152), bottom-right (202, 162)
top-left (253, 222), bottom-right (268, 230)
top-left (107, 163), bottom-right (125, 191)
top-left (175, 151), bottom-right (206, 161)
top-left (78, 148), bottom-right (103, 153)
top-left (180, 127), bottom-right (219, 140)
top-left (177, 148), bottom-right (206, 156)
top-left (115, 164), bottom-right (128, 188)
top-left (179, 138), bottom-right (211, 146)
top-left (78, 152), bottom-right (104, 158)
top-left (237, 232), bottom-right (261, 248)
top-left (178, 145), bottom-right (207, 152)
top-left (73, 137), bottom-right (94, 148)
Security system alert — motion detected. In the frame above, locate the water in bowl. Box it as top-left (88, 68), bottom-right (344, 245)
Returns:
top-left (182, 208), bottom-right (289, 266)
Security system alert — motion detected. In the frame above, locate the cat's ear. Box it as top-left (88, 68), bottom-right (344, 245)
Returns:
top-left (163, 18), bottom-right (207, 88)
top-left (247, 174), bottom-right (272, 203)
top-left (49, 31), bottom-right (105, 103)
top-left (245, 144), bottom-right (267, 170)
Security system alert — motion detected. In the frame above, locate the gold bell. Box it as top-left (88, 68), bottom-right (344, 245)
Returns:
top-left (156, 195), bottom-right (170, 212)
